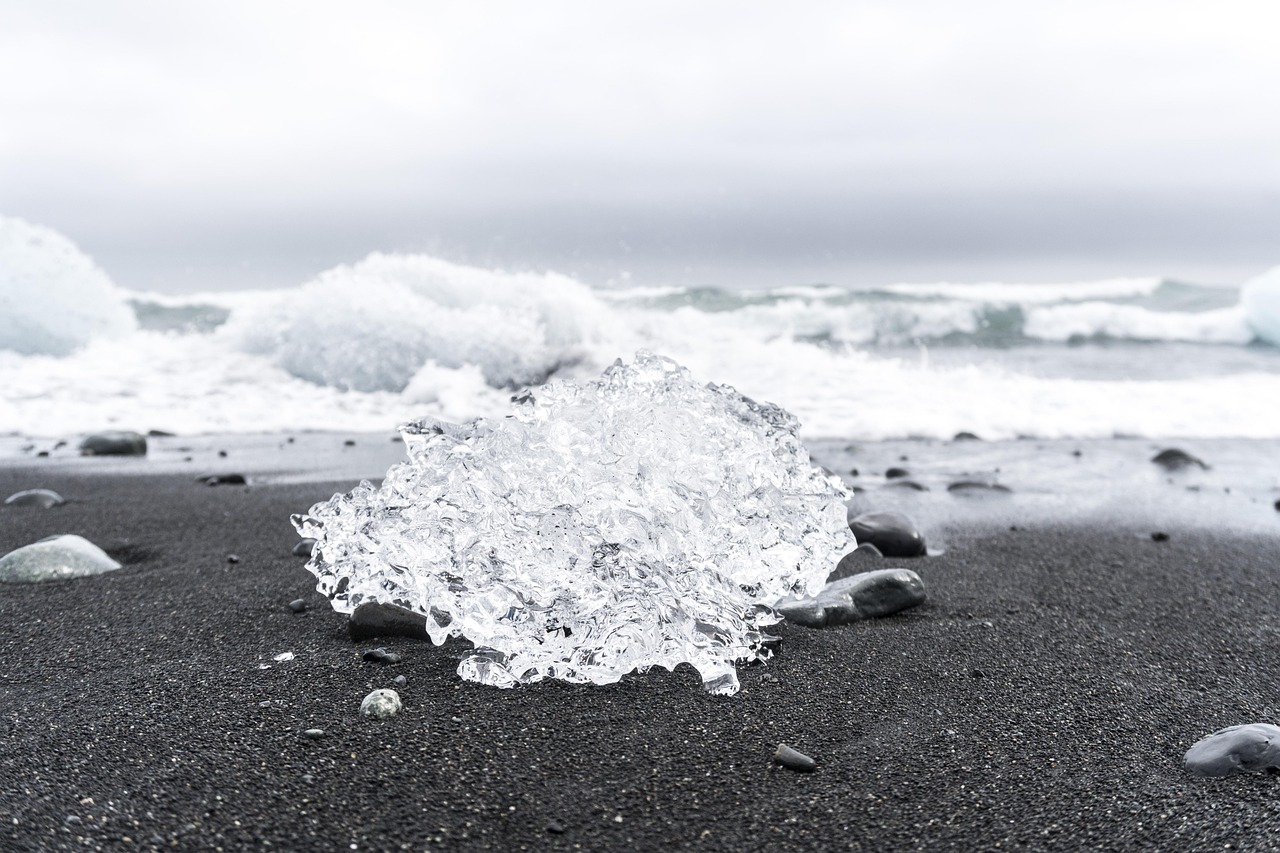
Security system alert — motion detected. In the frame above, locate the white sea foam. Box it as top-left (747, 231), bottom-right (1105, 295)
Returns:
top-left (874, 276), bottom-right (1164, 304)
top-left (0, 216), bottom-right (136, 356)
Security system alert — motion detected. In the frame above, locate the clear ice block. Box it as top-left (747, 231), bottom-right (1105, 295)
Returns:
top-left (292, 352), bottom-right (854, 694)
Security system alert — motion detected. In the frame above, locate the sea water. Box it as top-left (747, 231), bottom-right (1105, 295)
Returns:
top-left (3, 215), bottom-right (1280, 445)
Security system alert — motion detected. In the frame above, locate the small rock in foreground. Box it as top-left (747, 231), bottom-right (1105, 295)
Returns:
top-left (292, 538), bottom-right (316, 558)
top-left (952, 431), bottom-right (982, 441)
top-left (884, 467), bottom-right (910, 479)
top-left (775, 568), bottom-right (926, 628)
top-left (0, 534), bottom-right (122, 583)
top-left (848, 510), bottom-right (927, 557)
top-left (348, 602), bottom-right (429, 642)
top-left (362, 647), bottom-right (403, 665)
top-left (773, 743), bottom-right (816, 772)
top-left (1185, 723), bottom-right (1280, 776)
top-left (1152, 448), bottom-right (1208, 471)
top-left (360, 689), bottom-right (402, 719)
top-left (4, 488), bottom-right (65, 508)
top-left (303, 729), bottom-right (326, 740)
top-left (198, 473), bottom-right (247, 486)
top-left (79, 431), bottom-right (147, 456)
top-left (287, 599), bottom-right (307, 614)
top-left (826, 542), bottom-right (884, 582)
top-left (1151, 531), bottom-right (1170, 542)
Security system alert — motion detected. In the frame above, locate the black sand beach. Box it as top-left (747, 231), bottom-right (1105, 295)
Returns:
top-left (3, 465), bottom-right (1280, 851)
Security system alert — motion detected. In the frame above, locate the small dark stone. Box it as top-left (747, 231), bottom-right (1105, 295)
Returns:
top-left (848, 510), bottom-right (927, 557)
top-left (147, 429), bottom-right (176, 437)
top-left (288, 599), bottom-right (307, 613)
top-left (198, 473), bottom-right (247, 486)
top-left (53, 440), bottom-right (67, 449)
top-left (971, 669), bottom-right (986, 678)
top-left (827, 542), bottom-right (884, 582)
top-left (344, 439), bottom-right (356, 446)
top-left (218, 450), bottom-right (228, 458)
top-left (953, 431), bottom-right (981, 441)
top-left (1151, 448), bottom-right (1208, 471)
top-left (1151, 531), bottom-right (1170, 542)
top-left (849, 468), bottom-right (859, 477)
top-left (349, 602), bottom-right (429, 641)
top-left (292, 538), bottom-right (316, 558)
top-left (362, 647), bottom-right (403, 665)
top-left (777, 568), bottom-right (926, 627)
top-left (884, 480), bottom-right (929, 492)
top-left (64, 815), bottom-right (82, 826)
top-left (36, 450), bottom-right (48, 457)
top-left (226, 554), bottom-right (240, 564)
top-left (287, 437), bottom-right (296, 443)
top-left (885, 467), bottom-right (909, 479)
top-left (1072, 449), bottom-right (1083, 457)
top-left (392, 675), bottom-right (407, 688)
top-left (4, 488), bottom-right (65, 508)
top-left (947, 481), bottom-right (1013, 497)
top-left (773, 743), bottom-right (816, 772)
top-left (391, 435), bottom-right (404, 443)
top-left (1274, 499), bottom-right (1280, 512)
top-left (79, 431), bottom-right (147, 456)
top-left (546, 820), bottom-right (566, 834)
top-left (302, 728), bottom-right (325, 740)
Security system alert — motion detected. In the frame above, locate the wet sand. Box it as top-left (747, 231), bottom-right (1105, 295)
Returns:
top-left (2, 465), bottom-right (1280, 851)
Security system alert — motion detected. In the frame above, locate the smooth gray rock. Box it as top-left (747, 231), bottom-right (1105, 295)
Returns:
top-left (4, 488), bottom-right (65, 508)
top-left (776, 568), bottom-right (926, 628)
top-left (292, 538), bottom-right (316, 558)
top-left (773, 743), bottom-right (816, 772)
top-left (1184, 724), bottom-right (1280, 776)
top-left (947, 481), bottom-right (1013, 497)
top-left (79, 431), bottom-right (147, 456)
top-left (360, 689), bottom-right (403, 719)
top-left (848, 510), bottom-right (927, 557)
top-left (1152, 448), bottom-right (1208, 471)
top-left (0, 534), bottom-right (121, 583)
top-left (827, 542), bottom-right (884, 582)
top-left (349, 602), bottom-right (429, 642)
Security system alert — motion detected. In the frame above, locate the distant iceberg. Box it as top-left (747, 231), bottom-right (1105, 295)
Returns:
top-left (293, 353), bottom-right (856, 695)
top-left (1241, 267), bottom-right (1280, 346)
top-left (0, 216), bottom-right (136, 356)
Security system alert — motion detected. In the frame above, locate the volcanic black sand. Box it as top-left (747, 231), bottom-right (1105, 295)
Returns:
top-left (3, 467), bottom-right (1280, 851)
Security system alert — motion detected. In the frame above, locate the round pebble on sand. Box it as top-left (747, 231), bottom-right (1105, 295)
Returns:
top-left (360, 689), bottom-right (402, 719)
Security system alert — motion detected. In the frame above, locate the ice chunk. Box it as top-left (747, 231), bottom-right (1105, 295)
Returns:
top-left (0, 216), bottom-right (136, 356)
top-left (293, 352), bottom-right (854, 695)
top-left (0, 534), bottom-right (122, 583)
top-left (1242, 266), bottom-right (1280, 346)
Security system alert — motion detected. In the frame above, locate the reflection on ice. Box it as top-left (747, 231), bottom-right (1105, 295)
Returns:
top-left (293, 352), bottom-right (855, 694)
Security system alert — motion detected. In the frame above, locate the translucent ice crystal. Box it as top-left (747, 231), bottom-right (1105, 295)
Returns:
top-left (292, 352), bottom-right (855, 694)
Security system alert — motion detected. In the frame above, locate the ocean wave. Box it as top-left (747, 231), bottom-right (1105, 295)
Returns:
top-left (220, 252), bottom-right (608, 392)
top-left (1242, 266), bottom-right (1280, 346)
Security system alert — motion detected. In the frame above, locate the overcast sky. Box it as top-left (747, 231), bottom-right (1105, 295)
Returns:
top-left (3, 0), bottom-right (1279, 291)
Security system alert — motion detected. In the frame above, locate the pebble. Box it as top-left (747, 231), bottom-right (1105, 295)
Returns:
top-left (848, 510), bottom-right (927, 557)
top-left (292, 538), bottom-right (316, 558)
top-left (360, 688), bottom-right (403, 719)
top-left (226, 554), bottom-right (240, 564)
top-left (1185, 723), bottom-right (1280, 776)
top-left (1274, 499), bottom-right (1280, 512)
top-left (363, 647), bottom-right (403, 664)
top-left (827, 542), bottom-right (884, 582)
top-left (349, 601), bottom-right (429, 641)
top-left (947, 481), bottom-right (1012, 497)
top-left (78, 430), bottom-right (147, 456)
top-left (218, 450), bottom-right (228, 458)
top-left (0, 534), bottom-right (122, 583)
top-left (775, 568), bottom-right (927, 628)
top-left (288, 599), bottom-right (307, 613)
top-left (545, 820), bottom-right (566, 834)
top-left (343, 439), bottom-right (356, 446)
top-left (1151, 448), bottom-right (1208, 471)
top-left (884, 480), bottom-right (929, 491)
top-left (4, 488), bottom-right (65, 508)
top-left (198, 473), bottom-right (247, 486)
top-left (884, 466), bottom-right (910, 479)
top-left (952, 431), bottom-right (981, 441)
top-left (392, 675), bottom-right (407, 688)
top-left (303, 729), bottom-right (326, 740)
top-left (1151, 531), bottom-right (1170, 542)
top-left (773, 743), bottom-right (816, 772)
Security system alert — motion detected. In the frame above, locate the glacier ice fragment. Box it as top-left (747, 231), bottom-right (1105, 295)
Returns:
top-left (0, 534), bottom-right (121, 583)
top-left (293, 352), bottom-right (855, 694)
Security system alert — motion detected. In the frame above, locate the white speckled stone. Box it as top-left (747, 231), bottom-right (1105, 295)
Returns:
top-left (360, 688), bottom-right (403, 719)
top-left (1184, 723), bottom-right (1280, 776)
top-left (0, 535), bottom-right (121, 583)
